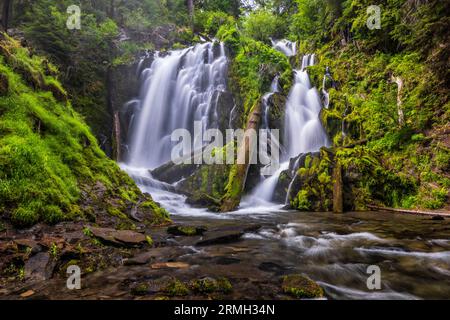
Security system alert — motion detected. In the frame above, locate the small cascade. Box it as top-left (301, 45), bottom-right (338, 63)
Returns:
top-left (126, 42), bottom-right (228, 169)
top-left (271, 39), bottom-right (297, 57)
top-left (248, 76), bottom-right (282, 203)
top-left (248, 51), bottom-right (330, 205)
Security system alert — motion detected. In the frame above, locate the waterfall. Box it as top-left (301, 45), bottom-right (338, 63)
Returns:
top-left (248, 52), bottom-right (330, 204)
top-left (247, 76), bottom-right (282, 203)
top-left (284, 55), bottom-right (329, 158)
top-left (271, 39), bottom-right (297, 57)
top-left (126, 42), bottom-right (228, 169)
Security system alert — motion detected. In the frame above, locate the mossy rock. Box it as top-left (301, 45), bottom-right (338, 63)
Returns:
top-left (131, 283), bottom-right (149, 296)
top-left (281, 274), bottom-right (324, 299)
top-left (167, 225), bottom-right (207, 236)
top-left (189, 277), bottom-right (232, 295)
top-left (164, 279), bottom-right (189, 297)
top-left (185, 193), bottom-right (221, 211)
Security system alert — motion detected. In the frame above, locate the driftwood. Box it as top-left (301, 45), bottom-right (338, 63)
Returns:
top-left (367, 205), bottom-right (450, 217)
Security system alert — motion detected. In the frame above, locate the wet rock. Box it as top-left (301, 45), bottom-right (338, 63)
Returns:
top-left (150, 262), bottom-right (190, 269)
top-left (151, 161), bottom-right (199, 185)
top-left (88, 227), bottom-right (147, 247)
top-left (281, 274), bottom-right (324, 299)
top-left (122, 252), bottom-right (154, 266)
top-left (164, 278), bottom-right (189, 297)
top-left (258, 262), bottom-right (289, 275)
top-left (215, 257), bottom-right (241, 265)
top-left (189, 277), bottom-right (233, 294)
top-left (196, 225), bottom-right (261, 246)
top-left (24, 252), bottom-right (56, 281)
top-left (167, 225), bottom-right (207, 236)
top-left (185, 193), bottom-right (221, 210)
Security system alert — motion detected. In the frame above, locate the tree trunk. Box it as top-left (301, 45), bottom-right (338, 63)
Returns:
top-left (391, 75), bottom-right (405, 127)
top-left (221, 103), bottom-right (262, 212)
top-left (186, 0), bottom-right (194, 29)
top-left (1, 0), bottom-right (12, 32)
top-left (332, 161), bottom-right (343, 213)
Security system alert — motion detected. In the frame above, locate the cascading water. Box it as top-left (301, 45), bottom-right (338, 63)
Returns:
top-left (271, 39), bottom-right (297, 57)
top-left (127, 42), bottom-right (228, 169)
top-left (248, 52), bottom-right (330, 204)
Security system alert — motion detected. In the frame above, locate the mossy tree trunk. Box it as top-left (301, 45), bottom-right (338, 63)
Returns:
top-left (221, 102), bottom-right (261, 212)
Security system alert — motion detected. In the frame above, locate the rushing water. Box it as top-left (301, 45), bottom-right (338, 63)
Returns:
top-left (119, 42), bottom-right (450, 300)
top-left (127, 42), bottom-right (228, 169)
top-left (271, 39), bottom-right (297, 57)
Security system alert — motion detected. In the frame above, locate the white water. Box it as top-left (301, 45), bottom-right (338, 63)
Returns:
top-left (271, 39), bottom-right (297, 57)
top-left (127, 42), bottom-right (228, 169)
top-left (247, 53), bottom-right (329, 204)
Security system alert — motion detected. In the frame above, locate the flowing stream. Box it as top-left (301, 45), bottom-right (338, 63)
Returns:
top-left (119, 42), bottom-right (450, 300)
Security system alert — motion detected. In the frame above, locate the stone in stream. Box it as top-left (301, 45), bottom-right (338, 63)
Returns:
top-left (281, 274), bottom-right (324, 299)
top-left (150, 262), bottom-right (190, 269)
top-left (88, 227), bottom-right (147, 247)
top-left (167, 225), bottom-right (207, 237)
top-left (196, 225), bottom-right (261, 246)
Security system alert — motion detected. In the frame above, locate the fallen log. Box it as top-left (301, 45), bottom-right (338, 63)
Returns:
top-left (367, 205), bottom-right (450, 217)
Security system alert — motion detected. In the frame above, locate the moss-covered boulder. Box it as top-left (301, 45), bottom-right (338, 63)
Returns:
top-left (167, 225), bottom-right (207, 236)
top-left (282, 274), bottom-right (324, 299)
top-left (189, 277), bottom-right (233, 295)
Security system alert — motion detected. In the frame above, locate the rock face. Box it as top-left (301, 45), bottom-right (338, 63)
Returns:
top-left (24, 252), bottom-right (55, 282)
top-left (284, 149), bottom-right (334, 212)
top-left (89, 227), bottom-right (147, 247)
top-left (267, 93), bottom-right (287, 144)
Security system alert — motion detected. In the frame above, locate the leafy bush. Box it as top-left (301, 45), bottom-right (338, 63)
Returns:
top-left (242, 10), bottom-right (285, 43)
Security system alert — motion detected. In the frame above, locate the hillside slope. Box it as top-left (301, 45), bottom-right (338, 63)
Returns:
top-left (0, 33), bottom-right (169, 229)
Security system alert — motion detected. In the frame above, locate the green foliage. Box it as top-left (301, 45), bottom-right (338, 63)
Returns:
top-left (0, 35), bottom-right (167, 227)
top-left (242, 10), bottom-right (285, 43)
top-left (195, 11), bottom-right (235, 36)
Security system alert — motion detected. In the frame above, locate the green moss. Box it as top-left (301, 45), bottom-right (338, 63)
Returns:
top-left (131, 283), bottom-right (149, 296)
top-left (0, 34), bottom-right (169, 227)
top-left (145, 235), bottom-right (154, 246)
top-left (282, 274), bottom-right (324, 299)
top-left (164, 279), bottom-right (189, 297)
top-left (189, 277), bottom-right (233, 295)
